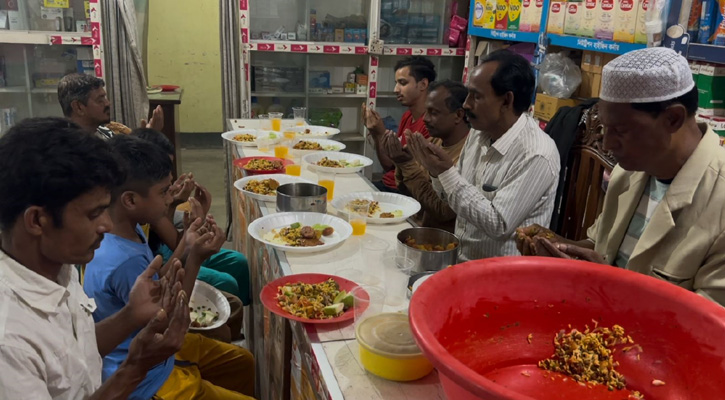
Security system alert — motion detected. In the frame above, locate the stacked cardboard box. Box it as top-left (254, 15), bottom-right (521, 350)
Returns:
top-left (694, 62), bottom-right (725, 117)
top-left (534, 93), bottom-right (580, 121)
top-left (576, 51), bottom-right (617, 98)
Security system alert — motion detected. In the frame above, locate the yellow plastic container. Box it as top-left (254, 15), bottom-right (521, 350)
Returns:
top-left (355, 313), bottom-right (433, 382)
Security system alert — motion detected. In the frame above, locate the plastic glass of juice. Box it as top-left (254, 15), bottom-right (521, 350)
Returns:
top-left (269, 112), bottom-right (283, 132)
top-left (382, 256), bottom-right (415, 307)
top-left (285, 153), bottom-right (302, 176)
top-left (259, 114), bottom-right (272, 130)
top-left (317, 171), bottom-right (336, 201)
top-left (256, 137), bottom-right (272, 153)
top-left (346, 202), bottom-right (370, 236)
top-left (274, 143), bottom-right (289, 159)
top-left (283, 130), bottom-right (296, 140)
top-left (292, 107), bottom-right (307, 126)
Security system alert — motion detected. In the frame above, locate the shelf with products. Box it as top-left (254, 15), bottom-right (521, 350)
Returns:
top-left (248, 51), bottom-right (369, 139)
top-left (0, 0), bottom-right (93, 34)
top-left (247, 0), bottom-right (370, 45)
top-left (378, 0), bottom-right (465, 46)
top-left (662, 0), bottom-right (725, 65)
top-left (467, 0), bottom-right (649, 54)
top-left (0, 0), bottom-right (104, 131)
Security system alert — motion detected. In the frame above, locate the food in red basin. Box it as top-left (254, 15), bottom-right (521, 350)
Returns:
top-left (234, 156), bottom-right (292, 176)
top-left (159, 84), bottom-right (180, 92)
top-left (409, 257), bottom-right (725, 400)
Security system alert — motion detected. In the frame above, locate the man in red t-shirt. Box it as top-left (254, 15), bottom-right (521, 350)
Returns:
top-left (363, 56), bottom-right (436, 192)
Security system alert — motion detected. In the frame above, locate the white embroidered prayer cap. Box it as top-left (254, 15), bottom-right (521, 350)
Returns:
top-left (600, 47), bottom-right (695, 103)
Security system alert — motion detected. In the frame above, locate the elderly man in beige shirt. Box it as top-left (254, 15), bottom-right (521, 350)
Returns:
top-left (0, 117), bottom-right (188, 399)
top-left (518, 48), bottom-right (725, 306)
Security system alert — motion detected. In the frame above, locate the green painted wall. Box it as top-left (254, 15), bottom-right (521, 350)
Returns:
top-left (147, 0), bottom-right (222, 133)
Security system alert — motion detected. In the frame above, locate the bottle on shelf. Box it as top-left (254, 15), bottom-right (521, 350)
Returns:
top-left (250, 96), bottom-right (263, 119)
top-left (310, 9), bottom-right (318, 41)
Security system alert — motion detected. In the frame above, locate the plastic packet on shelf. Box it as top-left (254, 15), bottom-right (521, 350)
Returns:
top-left (538, 53), bottom-right (582, 99)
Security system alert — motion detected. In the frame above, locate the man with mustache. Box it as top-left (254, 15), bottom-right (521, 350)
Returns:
top-left (58, 73), bottom-right (163, 140)
top-left (362, 56), bottom-right (435, 193)
top-left (407, 50), bottom-right (560, 261)
top-left (381, 79), bottom-right (470, 232)
top-left (517, 48), bottom-right (725, 306)
top-left (0, 118), bottom-right (189, 399)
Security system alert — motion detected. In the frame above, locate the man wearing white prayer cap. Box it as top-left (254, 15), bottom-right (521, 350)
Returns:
top-left (518, 47), bottom-right (725, 306)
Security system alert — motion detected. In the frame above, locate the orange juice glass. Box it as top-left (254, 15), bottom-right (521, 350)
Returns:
top-left (318, 179), bottom-right (335, 200)
top-left (350, 218), bottom-right (367, 235)
top-left (269, 112), bottom-right (283, 132)
top-left (346, 201), bottom-right (370, 236)
top-left (274, 144), bottom-right (289, 159)
top-left (256, 137), bottom-right (272, 152)
top-left (285, 164), bottom-right (301, 176)
top-left (295, 120), bottom-right (305, 126)
top-left (283, 130), bottom-right (296, 140)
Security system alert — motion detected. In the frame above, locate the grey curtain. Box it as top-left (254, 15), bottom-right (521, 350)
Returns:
top-left (220, 0), bottom-right (242, 121)
top-left (220, 0), bottom-right (242, 237)
top-left (101, 0), bottom-right (149, 127)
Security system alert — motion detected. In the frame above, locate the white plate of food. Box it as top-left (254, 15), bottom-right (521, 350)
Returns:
top-left (234, 174), bottom-right (314, 202)
top-left (290, 125), bottom-right (341, 138)
top-left (189, 280), bottom-right (231, 331)
top-left (331, 192), bottom-right (421, 224)
top-left (290, 138), bottom-right (346, 156)
top-left (248, 212), bottom-right (353, 254)
top-left (221, 129), bottom-right (280, 147)
top-left (303, 151), bottom-right (374, 174)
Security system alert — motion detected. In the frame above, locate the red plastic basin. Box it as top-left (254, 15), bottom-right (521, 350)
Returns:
top-left (409, 257), bottom-right (725, 400)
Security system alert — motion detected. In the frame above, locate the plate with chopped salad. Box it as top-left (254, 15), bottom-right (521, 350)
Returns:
top-left (221, 129), bottom-right (280, 147)
top-left (234, 174), bottom-right (313, 202)
top-left (260, 273), bottom-right (369, 324)
top-left (302, 151), bottom-right (373, 174)
top-left (248, 212), bottom-right (353, 253)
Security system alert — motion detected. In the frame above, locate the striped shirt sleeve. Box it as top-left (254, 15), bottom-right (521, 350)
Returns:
top-left (438, 155), bottom-right (558, 239)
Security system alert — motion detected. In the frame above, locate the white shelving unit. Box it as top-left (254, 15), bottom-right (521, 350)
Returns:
top-left (237, 0), bottom-right (472, 161)
top-left (0, 0), bottom-right (104, 125)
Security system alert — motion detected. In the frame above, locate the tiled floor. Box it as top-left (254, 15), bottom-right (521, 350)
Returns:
top-left (178, 147), bottom-right (228, 230)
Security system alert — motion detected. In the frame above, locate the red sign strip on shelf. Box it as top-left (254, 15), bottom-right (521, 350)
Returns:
top-left (89, 1), bottom-right (103, 79)
top-left (250, 42), bottom-right (367, 54)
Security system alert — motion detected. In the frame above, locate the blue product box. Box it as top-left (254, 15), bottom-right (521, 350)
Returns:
top-left (309, 71), bottom-right (331, 89)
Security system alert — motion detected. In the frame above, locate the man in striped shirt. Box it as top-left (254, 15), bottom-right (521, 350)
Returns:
top-left (518, 48), bottom-right (725, 306)
top-left (408, 50), bottom-right (560, 261)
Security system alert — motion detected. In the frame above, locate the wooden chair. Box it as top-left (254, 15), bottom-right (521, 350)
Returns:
top-left (559, 103), bottom-right (616, 241)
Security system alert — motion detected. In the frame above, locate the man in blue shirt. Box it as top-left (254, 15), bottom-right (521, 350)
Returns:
top-left (0, 117), bottom-right (189, 399)
top-left (84, 135), bottom-right (255, 399)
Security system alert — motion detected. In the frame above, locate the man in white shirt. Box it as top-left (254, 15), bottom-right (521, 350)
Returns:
top-left (0, 117), bottom-right (189, 399)
top-left (408, 50), bottom-right (560, 261)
